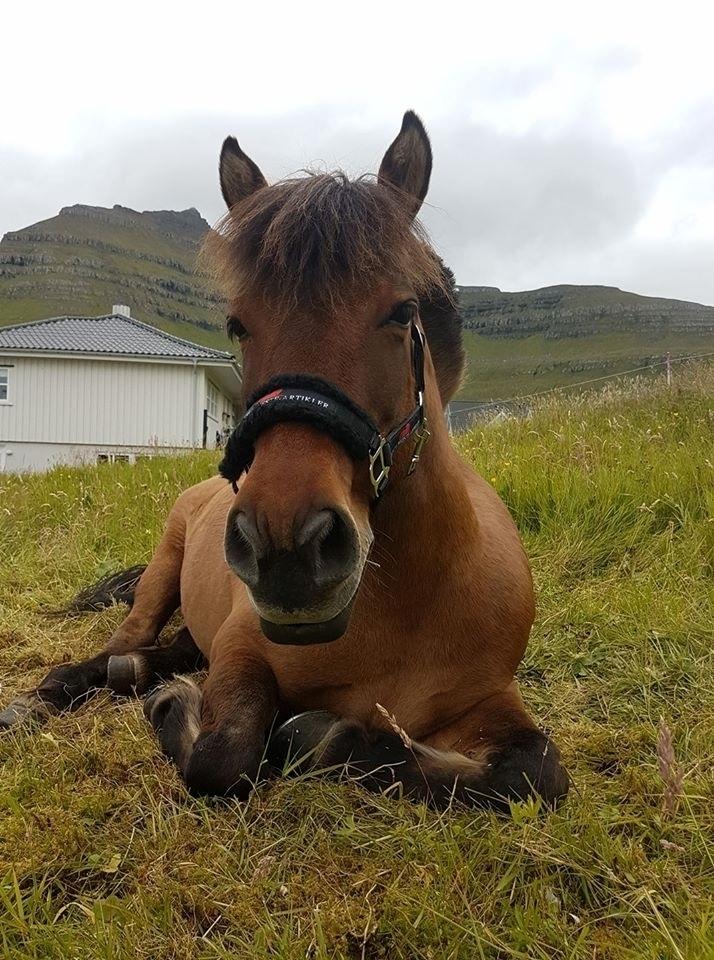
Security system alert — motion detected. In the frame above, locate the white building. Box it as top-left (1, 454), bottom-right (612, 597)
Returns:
top-left (0, 306), bottom-right (242, 473)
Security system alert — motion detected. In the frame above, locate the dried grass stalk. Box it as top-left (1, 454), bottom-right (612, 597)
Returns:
top-left (375, 703), bottom-right (413, 749)
top-left (657, 718), bottom-right (684, 817)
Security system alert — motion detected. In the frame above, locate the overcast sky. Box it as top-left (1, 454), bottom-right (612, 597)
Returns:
top-left (3, 1), bottom-right (713, 303)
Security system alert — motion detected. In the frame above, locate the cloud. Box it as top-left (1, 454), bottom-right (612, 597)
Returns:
top-left (421, 122), bottom-right (649, 270)
top-left (3, 0), bottom-right (714, 304)
top-left (1, 105), bottom-right (713, 305)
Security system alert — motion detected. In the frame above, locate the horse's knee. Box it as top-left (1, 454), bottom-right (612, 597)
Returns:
top-left (267, 711), bottom-right (407, 793)
top-left (184, 728), bottom-right (266, 799)
top-left (483, 729), bottom-right (569, 810)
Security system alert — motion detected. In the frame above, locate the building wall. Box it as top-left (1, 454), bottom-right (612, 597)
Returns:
top-left (203, 372), bottom-right (238, 448)
top-left (0, 355), bottom-right (239, 472)
top-left (0, 355), bottom-right (199, 446)
top-left (0, 441), bottom-right (194, 474)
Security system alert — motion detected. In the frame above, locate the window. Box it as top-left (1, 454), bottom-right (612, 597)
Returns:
top-left (0, 367), bottom-right (9, 402)
top-left (206, 381), bottom-right (218, 420)
top-left (97, 452), bottom-right (135, 465)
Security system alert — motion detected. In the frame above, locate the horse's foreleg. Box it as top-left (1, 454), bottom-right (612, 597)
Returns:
top-left (106, 626), bottom-right (206, 696)
top-left (101, 519), bottom-right (185, 657)
top-left (144, 636), bottom-right (278, 799)
top-left (0, 624), bottom-right (200, 730)
top-left (0, 518), bottom-right (185, 728)
top-left (268, 685), bottom-right (569, 812)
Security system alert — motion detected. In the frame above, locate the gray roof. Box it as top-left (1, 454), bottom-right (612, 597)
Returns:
top-left (0, 313), bottom-right (234, 361)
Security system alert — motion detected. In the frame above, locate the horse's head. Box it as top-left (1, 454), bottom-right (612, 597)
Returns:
top-left (205, 112), bottom-right (462, 644)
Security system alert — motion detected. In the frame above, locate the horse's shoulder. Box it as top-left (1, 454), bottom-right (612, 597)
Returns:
top-left (456, 461), bottom-right (516, 526)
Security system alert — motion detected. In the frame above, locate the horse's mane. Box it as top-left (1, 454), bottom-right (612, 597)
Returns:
top-left (419, 262), bottom-right (465, 404)
top-left (203, 171), bottom-right (465, 403)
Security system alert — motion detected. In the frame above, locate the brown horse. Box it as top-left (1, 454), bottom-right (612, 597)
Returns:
top-left (1, 112), bottom-right (568, 811)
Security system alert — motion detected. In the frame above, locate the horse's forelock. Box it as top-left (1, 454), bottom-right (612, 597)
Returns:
top-left (203, 171), bottom-right (444, 312)
top-left (202, 170), bottom-right (464, 404)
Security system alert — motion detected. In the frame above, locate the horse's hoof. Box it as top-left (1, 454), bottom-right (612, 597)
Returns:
top-left (266, 710), bottom-right (338, 771)
top-left (0, 693), bottom-right (54, 731)
top-left (107, 654), bottom-right (145, 696)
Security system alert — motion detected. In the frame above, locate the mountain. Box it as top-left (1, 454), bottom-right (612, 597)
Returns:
top-left (457, 284), bottom-right (714, 399)
top-left (459, 283), bottom-right (714, 337)
top-left (1, 205), bottom-right (712, 399)
top-left (0, 204), bottom-right (231, 351)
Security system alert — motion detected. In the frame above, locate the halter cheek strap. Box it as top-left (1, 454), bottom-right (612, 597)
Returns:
top-left (218, 322), bottom-right (430, 499)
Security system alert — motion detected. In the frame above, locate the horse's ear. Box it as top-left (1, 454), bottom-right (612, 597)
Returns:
top-left (378, 111), bottom-right (432, 220)
top-left (219, 136), bottom-right (267, 209)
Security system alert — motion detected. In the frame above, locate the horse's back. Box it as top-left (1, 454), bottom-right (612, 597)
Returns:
top-left (174, 476), bottom-right (240, 657)
top-left (170, 475), bottom-right (229, 522)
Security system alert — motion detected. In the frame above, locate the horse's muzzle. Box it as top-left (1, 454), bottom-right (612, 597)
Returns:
top-left (225, 504), bottom-right (364, 641)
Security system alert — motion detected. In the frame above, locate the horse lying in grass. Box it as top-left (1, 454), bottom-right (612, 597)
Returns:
top-left (1, 112), bottom-right (569, 811)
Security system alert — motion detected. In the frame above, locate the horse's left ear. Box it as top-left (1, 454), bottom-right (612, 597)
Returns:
top-left (219, 136), bottom-right (267, 210)
top-left (378, 111), bottom-right (433, 220)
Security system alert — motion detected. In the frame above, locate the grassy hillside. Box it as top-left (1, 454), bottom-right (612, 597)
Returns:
top-left (0, 205), bottom-right (232, 353)
top-left (458, 283), bottom-right (714, 337)
top-left (1, 365), bottom-right (712, 958)
top-left (3, 206), bottom-right (714, 399)
top-left (460, 327), bottom-right (714, 400)
top-left (459, 284), bottom-right (714, 400)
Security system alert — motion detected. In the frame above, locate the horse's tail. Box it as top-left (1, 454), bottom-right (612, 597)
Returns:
top-left (62, 564), bottom-right (147, 614)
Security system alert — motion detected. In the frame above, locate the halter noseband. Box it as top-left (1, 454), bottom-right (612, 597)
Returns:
top-left (218, 321), bottom-right (430, 499)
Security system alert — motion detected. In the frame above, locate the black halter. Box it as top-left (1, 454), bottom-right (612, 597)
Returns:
top-left (219, 322), bottom-right (430, 499)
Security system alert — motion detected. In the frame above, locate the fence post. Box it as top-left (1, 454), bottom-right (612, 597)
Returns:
top-left (665, 352), bottom-right (672, 388)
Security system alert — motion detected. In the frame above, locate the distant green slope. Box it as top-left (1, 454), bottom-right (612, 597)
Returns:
top-left (2, 206), bottom-right (713, 398)
top-left (0, 204), bottom-right (232, 352)
top-left (458, 284), bottom-right (714, 399)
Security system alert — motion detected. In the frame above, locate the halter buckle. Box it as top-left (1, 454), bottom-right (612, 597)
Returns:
top-left (407, 417), bottom-right (430, 476)
top-left (369, 439), bottom-right (393, 498)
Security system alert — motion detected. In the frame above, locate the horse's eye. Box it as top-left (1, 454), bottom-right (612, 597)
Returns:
top-left (387, 300), bottom-right (418, 327)
top-left (226, 315), bottom-right (249, 341)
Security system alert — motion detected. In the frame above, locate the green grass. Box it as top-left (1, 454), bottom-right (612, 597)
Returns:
top-left (1, 366), bottom-right (712, 959)
top-left (459, 329), bottom-right (714, 400)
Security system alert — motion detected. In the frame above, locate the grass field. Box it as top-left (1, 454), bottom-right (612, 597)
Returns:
top-left (1, 366), bottom-right (712, 959)
top-left (460, 329), bottom-right (714, 401)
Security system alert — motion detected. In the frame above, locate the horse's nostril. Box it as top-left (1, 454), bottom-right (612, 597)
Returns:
top-left (296, 509), bottom-right (334, 550)
top-left (299, 509), bottom-right (359, 588)
top-left (226, 506), bottom-right (359, 597)
top-left (225, 511), bottom-right (260, 587)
